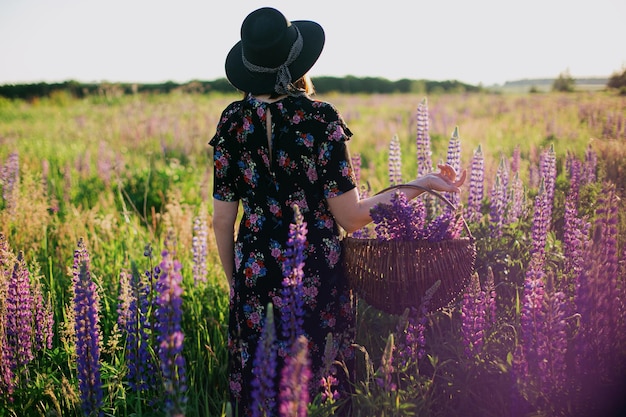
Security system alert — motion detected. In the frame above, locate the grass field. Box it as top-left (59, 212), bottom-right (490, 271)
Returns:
top-left (0, 90), bottom-right (625, 416)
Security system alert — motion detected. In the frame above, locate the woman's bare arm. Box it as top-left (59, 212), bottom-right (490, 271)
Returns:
top-left (327, 164), bottom-right (466, 233)
top-left (212, 199), bottom-right (239, 287)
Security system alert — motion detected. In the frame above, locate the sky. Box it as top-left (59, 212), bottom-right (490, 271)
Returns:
top-left (1, 0), bottom-right (625, 87)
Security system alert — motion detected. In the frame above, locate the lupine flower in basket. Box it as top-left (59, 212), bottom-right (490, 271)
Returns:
top-left (368, 190), bottom-right (465, 243)
top-left (343, 188), bottom-right (476, 315)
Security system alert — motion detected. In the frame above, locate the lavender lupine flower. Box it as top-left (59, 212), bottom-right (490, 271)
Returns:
top-left (489, 159), bottom-right (508, 237)
top-left (510, 144), bottom-right (521, 174)
top-left (395, 281), bottom-right (438, 368)
top-left (424, 210), bottom-right (464, 243)
top-left (539, 144), bottom-right (556, 219)
top-left (123, 265), bottom-right (155, 393)
top-left (460, 273), bottom-right (487, 359)
top-left (370, 191), bottom-right (425, 241)
top-left (530, 180), bottom-right (550, 261)
top-left (192, 214), bottom-right (208, 286)
top-left (575, 182), bottom-right (621, 377)
top-left (72, 239), bottom-right (103, 417)
top-left (443, 127), bottom-right (462, 207)
top-left (251, 304), bottom-right (278, 417)
top-left (484, 267), bottom-right (497, 326)
top-left (375, 334), bottom-right (397, 392)
top-left (415, 98), bottom-right (433, 177)
top-left (0, 234), bottom-right (15, 396)
top-left (351, 153), bottom-right (370, 200)
top-left (582, 144), bottom-right (597, 185)
top-left (117, 269), bottom-right (149, 392)
top-left (466, 145), bottom-right (484, 222)
top-left (1, 152), bottom-right (19, 214)
top-left (505, 172), bottom-right (525, 224)
top-left (279, 335), bottom-right (312, 417)
top-left (0, 311), bottom-right (14, 397)
top-left (562, 158), bottom-right (590, 300)
top-left (388, 134), bottom-right (403, 186)
top-left (516, 259), bottom-right (569, 400)
top-left (32, 275), bottom-right (54, 351)
top-left (6, 253), bottom-right (34, 371)
top-left (515, 257), bottom-right (546, 379)
top-left (280, 205), bottom-right (307, 343)
top-left (155, 247), bottom-right (188, 415)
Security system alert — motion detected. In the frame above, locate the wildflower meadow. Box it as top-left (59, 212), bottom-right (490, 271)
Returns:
top-left (0, 90), bottom-right (625, 416)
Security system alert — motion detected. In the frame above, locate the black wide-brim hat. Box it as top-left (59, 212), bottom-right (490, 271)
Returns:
top-left (225, 7), bottom-right (325, 94)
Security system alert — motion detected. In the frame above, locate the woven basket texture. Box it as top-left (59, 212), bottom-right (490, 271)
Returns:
top-left (343, 236), bottom-right (476, 314)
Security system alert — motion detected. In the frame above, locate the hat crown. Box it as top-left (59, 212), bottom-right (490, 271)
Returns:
top-left (240, 7), bottom-right (297, 68)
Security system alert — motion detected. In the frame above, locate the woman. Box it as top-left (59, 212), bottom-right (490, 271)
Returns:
top-left (210, 7), bottom-right (465, 415)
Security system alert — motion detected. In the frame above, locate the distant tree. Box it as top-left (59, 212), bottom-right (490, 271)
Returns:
top-left (607, 67), bottom-right (626, 94)
top-left (552, 70), bottom-right (575, 92)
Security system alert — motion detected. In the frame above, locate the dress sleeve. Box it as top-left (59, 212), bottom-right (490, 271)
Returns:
top-left (316, 109), bottom-right (357, 199)
top-left (209, 109), bottom-right (240, 202)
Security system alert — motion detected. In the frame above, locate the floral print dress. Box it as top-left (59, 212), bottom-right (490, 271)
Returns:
top-left (210, 93), bottom-right (357, 415)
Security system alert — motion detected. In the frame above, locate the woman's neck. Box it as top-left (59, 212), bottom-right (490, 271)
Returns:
top-left (253, 94), bottom-right (288, 103)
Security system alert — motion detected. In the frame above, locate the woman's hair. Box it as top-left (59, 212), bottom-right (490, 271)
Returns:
top-left (245, 74), bottom-right (315, 99)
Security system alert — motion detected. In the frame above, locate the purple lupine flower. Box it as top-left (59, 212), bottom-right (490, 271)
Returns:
top-left (515, 257), bottom-right (546, 383)
top-left (279, 335), bottom-right (312, 417)
top-left (395, 281), bottom-right (438, 368)
top-left (415, 98), bottom-right (433, 177)
top-left (155, 247), bottom-right (188, 415)
top-left (489, 159), bottom-right (508, 238)
top-left (540, 288), bottom-right (568, 396)
top-left (6, 253), bottom-right (34, 371)
top-left (117, 268), bottom-right (152, 393)
top-left (530, 180), bottom-right (550, 261)
top-left (251, 304), bottom-right (278, 417)
top-left (370, 191), bottom-right (425, 241)
top-left (128, 265), bottom-right (156, 393)
top-left (562, 158), bottom-right (590, 301)
top-left (484, 267), bottom-right (497, 326)
top-left (539, 144), bottom-right (556, 219)
top-left (72, 239), bottom-right (103, 417)
top-left (444, 127), bottom-right (462, 207)
top-left (517, 259), bottom-right (569, 400)
top-left (460, 273), bottom-right (487, 359)
top-left (575, 182), bottom-right (621, 377)
top-left (466, 145), bottom-right (484, 222)
top-left (280, 205), bottom-right (308, 343)
top-left (375, 334), bottom-right (397, 392)
top-left (1, 152), bottom-right (19, 214)
top-left (388, 134), bottom-right (403, 186)
top-left (0, 311), bottom-right (15, 397)
top-left (32, 276), bottom-right (54, 351)
top-left (423, 210), bottom-right (464, 243)
top-left (192, 214), bottom-right (208, 286)
top-left (0, 234), bottom-right (15, 395)
top-left (351, 153), bottom-right (370, 200)
top-left (505, 172), bottom-right (525, 224)
top-left (511, 144), bottom-right (521, 174)
top-left (582, 144), bottom-right (597, 185)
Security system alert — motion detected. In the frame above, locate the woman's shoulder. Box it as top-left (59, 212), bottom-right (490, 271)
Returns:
top-left (289, 96), bottom-right (342, 122)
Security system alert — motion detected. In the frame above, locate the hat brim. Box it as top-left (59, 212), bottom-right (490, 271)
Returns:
top-left (225, 20), bottom-right (325, 94)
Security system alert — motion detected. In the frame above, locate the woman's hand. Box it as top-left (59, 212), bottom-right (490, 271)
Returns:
top-left (412, 164), bottom-right (466, 193)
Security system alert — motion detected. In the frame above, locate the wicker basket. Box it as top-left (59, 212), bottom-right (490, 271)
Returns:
top-left (343, 184), bottom-right (476, 315)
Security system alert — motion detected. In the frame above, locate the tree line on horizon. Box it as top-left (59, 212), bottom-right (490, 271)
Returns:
top-left (0, 76), bottom-right (480, 100)
top-left (1, 69), bottom-right (625, 100)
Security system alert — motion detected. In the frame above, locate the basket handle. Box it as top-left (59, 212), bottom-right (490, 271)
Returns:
top-left (374, 183), bottom-right (474, 239)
